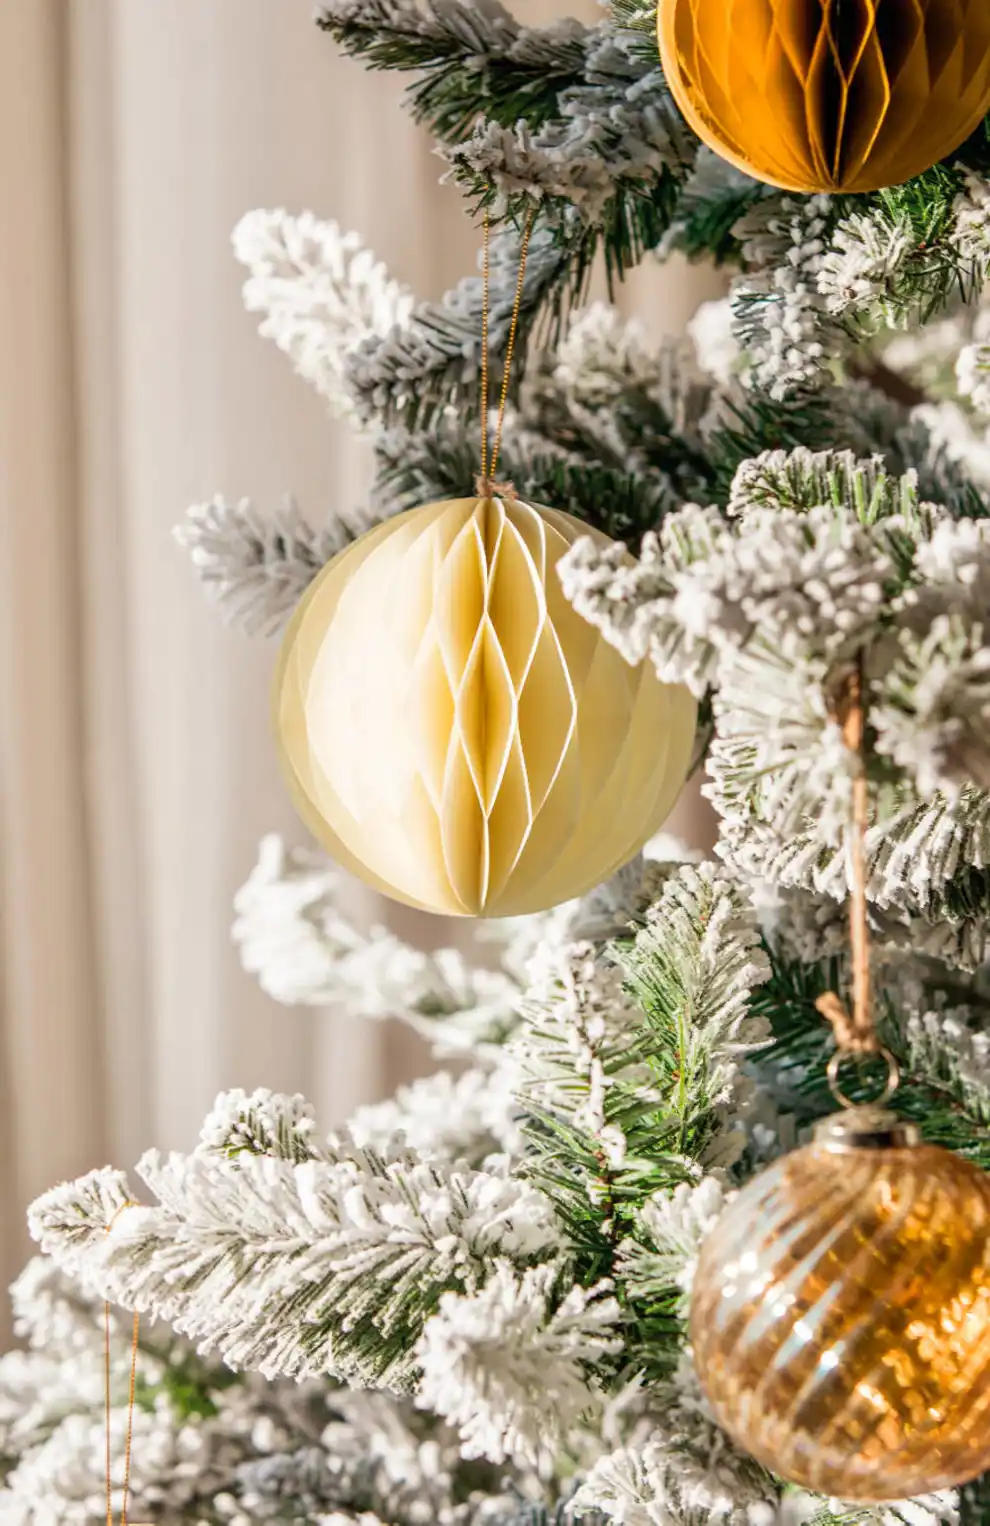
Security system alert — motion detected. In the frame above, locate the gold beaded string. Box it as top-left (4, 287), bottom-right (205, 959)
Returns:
top-left (479, 210), bottom-right (490, 487)
top-left (816, 657), bottom-right (900, 1109)
top-left (475, 205), bottom-right (535, 500)
top-left (104, 1205), bottom-right (142, 1526)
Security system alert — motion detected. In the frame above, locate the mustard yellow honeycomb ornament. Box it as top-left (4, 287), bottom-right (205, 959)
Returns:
top-left (274, 495), bottom-right (697, 918)
top-left (658, 0), bottom-right (990, 193)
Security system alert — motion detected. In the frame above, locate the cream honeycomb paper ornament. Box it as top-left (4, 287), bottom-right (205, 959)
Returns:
top-left (275, 494), bottom-right (696, 917)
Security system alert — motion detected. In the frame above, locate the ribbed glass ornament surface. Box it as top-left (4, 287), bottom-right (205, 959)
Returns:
top-left (274, 496), bottom-right (696, 918)
top-left (691, 1128), bottom-right (990, 1500)
top-left (658, 0), bottom-right (990, 193)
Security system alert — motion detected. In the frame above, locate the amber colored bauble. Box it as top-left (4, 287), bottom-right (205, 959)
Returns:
top-left (274, 495), bottom-right (696, 918)
top-left (658, 0), bottom-right (990, 193)
top-left (691, 1108), bottom-right (990, 1500)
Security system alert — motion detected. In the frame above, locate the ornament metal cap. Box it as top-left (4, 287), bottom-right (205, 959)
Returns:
top-left (813, 1105), bottom-right (920, 1152)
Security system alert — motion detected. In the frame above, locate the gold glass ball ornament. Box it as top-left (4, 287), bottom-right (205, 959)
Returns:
top-left (274, 495), bottom-right (697, 918)
top-left (657, 0), bottom-right (990, 193)
top-left (691, 1107), bottom-right (990, 1500)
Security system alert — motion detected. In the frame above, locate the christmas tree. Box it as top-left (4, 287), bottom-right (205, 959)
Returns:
top-left (11, 3), bottom-right (990, 1524)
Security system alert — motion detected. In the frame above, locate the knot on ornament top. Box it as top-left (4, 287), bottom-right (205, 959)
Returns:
top-left (815, 991), bottom-right (880, 1057)
top-left (474, 475), bottom-right (517, 501)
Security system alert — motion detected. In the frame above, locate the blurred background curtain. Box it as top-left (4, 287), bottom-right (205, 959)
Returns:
top-left (0, 0), bottom-right (724, 1329)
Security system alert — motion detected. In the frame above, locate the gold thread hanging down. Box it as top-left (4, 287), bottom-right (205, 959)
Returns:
top-left (479, 208), bottom-right (490, 486)
top-left (474, 207), bottom-right (535, 501)
top-left (104, 1206), bottom-right (142, 1526)
top-left (815, 656), bottom-right (900, 1107)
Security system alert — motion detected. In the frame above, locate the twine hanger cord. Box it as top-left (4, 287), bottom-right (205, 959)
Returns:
top-left (815, 656), bottom-right (900, 1109)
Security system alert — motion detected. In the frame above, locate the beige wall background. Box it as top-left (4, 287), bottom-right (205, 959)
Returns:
top-left (0, 0), bottom-right (724, 1331)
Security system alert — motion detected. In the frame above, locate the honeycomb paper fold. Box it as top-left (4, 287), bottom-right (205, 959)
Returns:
top-left (275, 496), bottom-right (697, 918)
top-left (658, 0), bottom-right (990, 193)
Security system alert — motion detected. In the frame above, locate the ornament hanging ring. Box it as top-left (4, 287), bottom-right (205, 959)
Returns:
top-left (826, 1044), bottom-right (900, 1111)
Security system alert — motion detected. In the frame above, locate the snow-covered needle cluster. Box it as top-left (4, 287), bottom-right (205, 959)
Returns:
top-left (14, 3), bottom-right (990, 1526)
top-left (0, 1256), bottom-right (555, 1526)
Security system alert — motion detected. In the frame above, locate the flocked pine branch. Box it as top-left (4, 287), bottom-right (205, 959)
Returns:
top-left (371, 304), bottom-right (708, 540)
top-left (520, 306), bottom-right (712, 497)
top-left (367, 304), bottom-right (956, 546)
top-left (442, 38), bottom-right (695, 297)
top-left (345, 223), bottom-right (568, 429)
top-left (233, 208), bottom-right (414, 424)
top-left (444, 70), bottom-right (689, 230)
top-left (559, 448), bottom-right (990, 959)
top-left (616, 1176), bottom-right (730, 1314)
top-left (617, 866), bottom-right (772, 1157)
top-left (957, 327), bottom-right (990, 416)
top-left (902, 1008), bottom-right (990, 1130)
top-left (371, 417), bottom-right (678, 543)
top-left (174, 496), bottom-right (371, 636)
top-left (572, 1354), bottom-right (779, 1526)
top-left (348, 1066), bottom-right (522, 1166)
top-left (514, 864), bottom-right (771, 1360)
top-left (415, 1262), bottom-right (622, 1468)
top-left (314, 0), bottom-right (592, 142)
top-left (216, 206), bottom-right (986, 575)
top-left (231, 834), bottom-right (524, 1050)
top-left (318, 2), bottom-right (702, 303)
top-left (0, 1255), bottom-right (541, 1526)
top-left (29, 1092), bottom-right (563, 1391)
top-left (743, 919), bottom-right (990, 1165)
top-left (235, 209), bottom-right (572, 432)
top-left (671, 160), bottom-right (990, 409)
top-left (513, 942), bottom-right (669, 1232)
top-left (232, 834), bottom-right (677, 1057)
